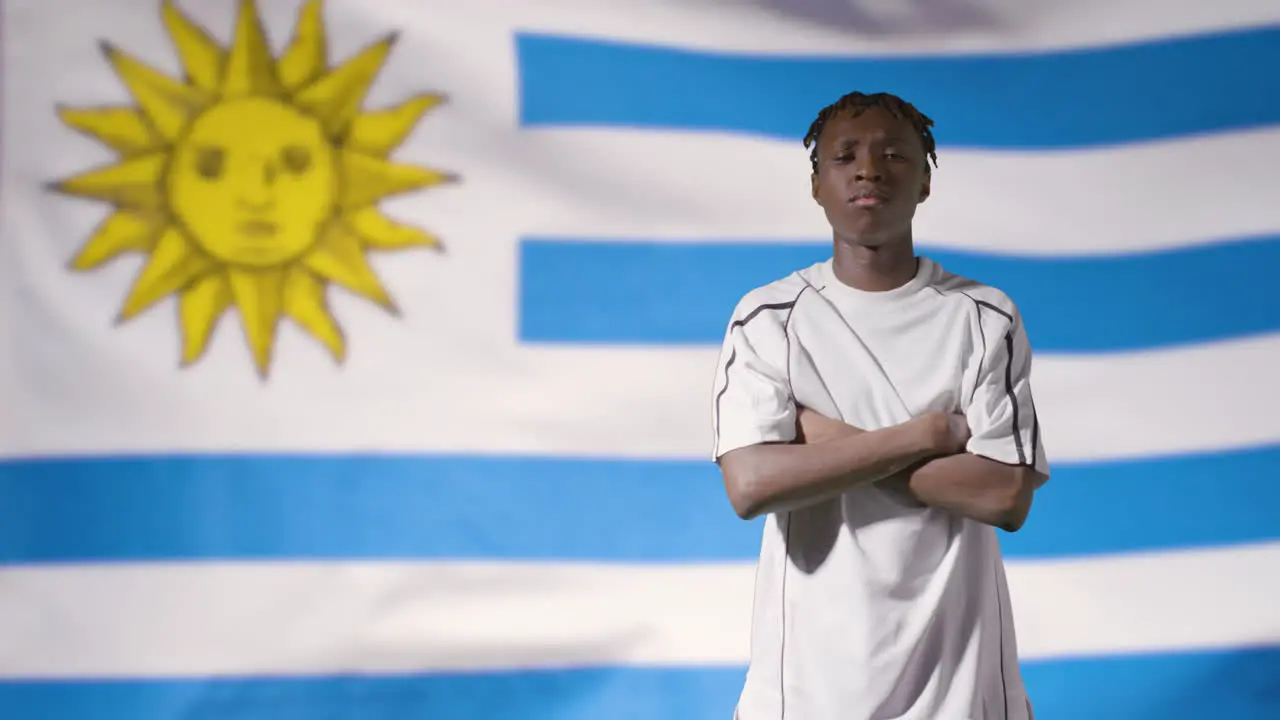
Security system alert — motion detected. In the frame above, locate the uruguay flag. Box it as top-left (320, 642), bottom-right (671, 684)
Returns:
top-left (1, 0), bottom-right (1278, 718)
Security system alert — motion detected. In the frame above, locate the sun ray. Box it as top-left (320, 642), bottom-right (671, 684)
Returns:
top-left (301, 221), bottom-right (395, 311)
top-left (347, 94), bottom-right (443, 157)
top-left (57, 105), bottom-right (162, 157)
top-left (284, 267), bottom-right (345, 361)
top-left (161, 0), bottom-right (225, 93)
top-left (101, 42), bottom-right (212, 141)
top-left (53, 154), bottom-right (167, 212)
top-left (228, 267), bottom-right (286, 377)
top-left (179, 273), bottom-right (233, 365)
top-left (70, 209), bottom-right (167, 270)
top-left (294, 34), bottom-right (396, 139)
top-left (339, 149), bottom-right (454, 210)
top-left (348, 206), bottom-right (441, 251)
top-left (119, 227), bottom-right (216, 321)
top-left (219, 0), bottom-right (284, 99)
top-left (278, 0), bottom-right (327, 92)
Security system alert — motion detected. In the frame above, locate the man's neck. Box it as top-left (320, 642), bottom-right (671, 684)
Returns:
top-left (831, 235), bottom-right (918, 292)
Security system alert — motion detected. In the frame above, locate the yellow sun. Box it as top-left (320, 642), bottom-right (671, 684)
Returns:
top-left (53, 0), bottom-right (452, 377)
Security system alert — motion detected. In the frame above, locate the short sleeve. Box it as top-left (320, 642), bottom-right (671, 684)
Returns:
top-left (964, 303), bottom-right (1050, 477)
top-left (710, 299), bottom-right (797, 460)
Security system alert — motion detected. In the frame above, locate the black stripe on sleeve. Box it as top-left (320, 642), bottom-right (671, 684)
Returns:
top-left (1001, 330), bottom-right (1027, 465)
top-left (1030, 404), bottom-right (1041, 465)
top-left (968, 298), bottom-right (988, 407)
top-left (956, 291), bottom-right (1025, 466)
top-left (712, 348), bottom-right (738, 458)
top-left (974, 298), bottom-right (1013, 322)
top-left (712, 290), bottom-right (811, 457)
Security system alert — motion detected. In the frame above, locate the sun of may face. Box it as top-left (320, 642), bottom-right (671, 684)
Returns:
top-left (53, 0), bottom-right (453, 378)
top-left (168, 98), bottom-right (339, 268)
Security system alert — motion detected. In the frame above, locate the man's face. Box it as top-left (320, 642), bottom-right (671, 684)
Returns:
top-left (810, 107), bottom-right (931, 246)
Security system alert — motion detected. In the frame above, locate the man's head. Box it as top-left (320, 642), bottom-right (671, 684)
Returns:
top-left (804, 92), bottom-right (937, 247)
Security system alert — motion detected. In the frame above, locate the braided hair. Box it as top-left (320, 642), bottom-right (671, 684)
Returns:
top-left (803, 91), bottom-right (938, 174)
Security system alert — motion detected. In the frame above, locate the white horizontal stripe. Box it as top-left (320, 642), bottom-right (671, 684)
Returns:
top-left (1025, 333), bottom-right (1280, 463)
top-left (1011, 543), bottom-right (1280, 660)
top-left (26, 0), bottom-right (1274, 69)
top-left (393, 0), bottom-right (1280, 56)
top-left (1, 543), bottom-right (1276, 677)
top-left (516, 127), bottom-right (1280, 256)
top-left (4, 327), bottom-right (1280, 464)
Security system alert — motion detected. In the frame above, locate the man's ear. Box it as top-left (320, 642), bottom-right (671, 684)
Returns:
top-left (918, 175), bottom-right (931, 204)
top-left (811, 172), bottom-right (820, 203)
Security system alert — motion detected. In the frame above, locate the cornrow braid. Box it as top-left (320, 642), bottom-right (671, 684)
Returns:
top-left (802, 91), bottom-right (938, 174)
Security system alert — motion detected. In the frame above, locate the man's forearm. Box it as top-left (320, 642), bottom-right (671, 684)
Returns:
top-left (718, 417), bottom-right (941, 519)
top-left (900, 453), bottom-right (1039, 532)
top-left (788, 410), bottom-right (1040, 531)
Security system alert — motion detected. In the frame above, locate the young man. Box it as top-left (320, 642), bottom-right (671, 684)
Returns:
top-left (711, 92), bottom-right (1050, 720)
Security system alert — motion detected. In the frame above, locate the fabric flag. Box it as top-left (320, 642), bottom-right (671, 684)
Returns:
top-left (1, 0), bottom-right (1278, 718)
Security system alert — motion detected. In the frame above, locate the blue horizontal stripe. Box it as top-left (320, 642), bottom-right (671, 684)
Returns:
top-left (3, 646), bottom-right (1279, 720)
top-left (516, 27), bottom-right (1280, 148)
top-left (518, 236), bottom-right (1280, 352)
top-left (1, 445), bottom-right (1277, 563)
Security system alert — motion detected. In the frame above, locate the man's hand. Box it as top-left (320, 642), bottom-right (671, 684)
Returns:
top-left (877, 412), bottom-right (969, 505)
top-left (908, 411), bottom-right (971, 455)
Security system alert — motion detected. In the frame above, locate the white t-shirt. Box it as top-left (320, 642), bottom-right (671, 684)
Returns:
top-left (712, 256), bottom-right (1049, 720)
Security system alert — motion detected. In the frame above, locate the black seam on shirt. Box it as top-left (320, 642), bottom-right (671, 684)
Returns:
top-left (733, 300), bottom-right (801, 329)
top-left (775, 282), bottom-right (817, 720)
top-left (782, 283), bottom-right (817, 402)
top-left (968, 297), bottom-right (988, 407)
top-left (1030, 401), bottom-right (1041, 466)
top-left (712, 348), bottom-right (737, 458)
top-left (995, 563), bottom-right (1010, 719)
top-left (971, 297), bottom-right (1013, 322)
top-left (925, 286), bottom-right (985, 407)
top-left (780, 512), bottom-right (792, 720)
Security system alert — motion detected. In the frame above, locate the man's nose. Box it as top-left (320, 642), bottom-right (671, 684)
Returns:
top-left (854, 155), bottom-right (884, 182)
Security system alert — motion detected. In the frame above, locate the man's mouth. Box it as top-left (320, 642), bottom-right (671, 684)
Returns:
top-left (849, 190), bottom-right (889, 207)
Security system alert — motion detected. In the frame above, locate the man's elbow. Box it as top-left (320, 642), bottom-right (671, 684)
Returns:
top-left (993, 497), bottom-right (1030, 533)
top-left (718, 454), bottom-right (768, 520)
top-left (991, 468), bottom-right (1041, 532)
top-left (724, 471), bottom-right (766, 520)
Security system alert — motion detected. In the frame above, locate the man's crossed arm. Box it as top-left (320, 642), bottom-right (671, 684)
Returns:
top-left (717, 408), bottom-right (1045, 532)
